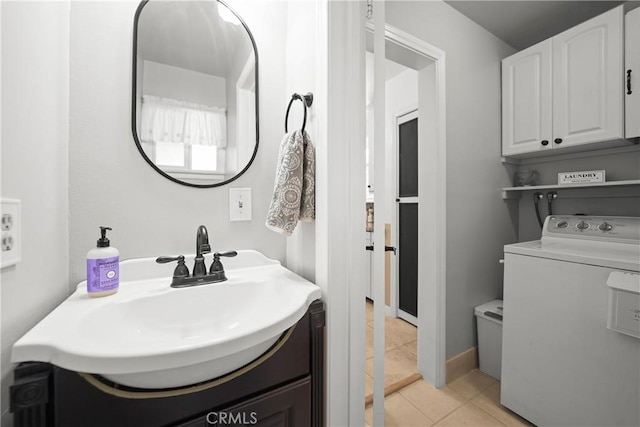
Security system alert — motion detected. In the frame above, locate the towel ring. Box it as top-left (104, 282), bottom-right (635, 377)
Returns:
top-left (285, 92), bottom-right (314, 133)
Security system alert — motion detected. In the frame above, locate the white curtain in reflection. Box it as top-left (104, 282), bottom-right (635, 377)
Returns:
top-left (140, 95), bottom-right (227, 147)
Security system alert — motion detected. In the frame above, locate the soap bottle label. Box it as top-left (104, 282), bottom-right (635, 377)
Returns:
top-left (87, 256), bottom-right (119, 293)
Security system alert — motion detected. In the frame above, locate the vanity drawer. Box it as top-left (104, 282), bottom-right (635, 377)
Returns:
top-left (176, 377), bottom-right (311, 427)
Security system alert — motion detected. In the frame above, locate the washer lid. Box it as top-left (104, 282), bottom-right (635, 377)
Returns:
top-left (505, 216), bottom-right (640, 271)
top-left (504, 239), bottom-right (640, 271)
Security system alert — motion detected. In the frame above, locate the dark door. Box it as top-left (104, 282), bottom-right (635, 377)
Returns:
top-left (398, 114), bottom-right (418, 318)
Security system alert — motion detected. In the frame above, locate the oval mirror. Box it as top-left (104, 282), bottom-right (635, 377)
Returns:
top-left (132, 0), bottom-right (259, 188)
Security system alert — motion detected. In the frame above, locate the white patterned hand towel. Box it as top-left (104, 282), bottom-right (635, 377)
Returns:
top-left (266, 130), bottom-right (315, 236)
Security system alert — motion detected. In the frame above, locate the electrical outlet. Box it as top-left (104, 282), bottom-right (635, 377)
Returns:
top-left (2, 235), bottom-right (14, 251)
top-left (2, 214), bottom-right (12, 230)
top-left (229, 188), bottom-right (252, 221)
top-left (1, 199), bottom-right (21, 268)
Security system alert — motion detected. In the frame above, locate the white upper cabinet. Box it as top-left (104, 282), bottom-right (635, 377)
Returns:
top-left (552, 6), bottom-right (623, 148)
top-left (626, 7), bottom-right (640, 139)
top-left (502, 6), bottom-right (626, 157)
top-left (502, 40), bottom-right (552, 156)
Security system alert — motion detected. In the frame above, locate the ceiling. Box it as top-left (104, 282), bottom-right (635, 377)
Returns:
top-left (443, 1), bottom-right (627, 50)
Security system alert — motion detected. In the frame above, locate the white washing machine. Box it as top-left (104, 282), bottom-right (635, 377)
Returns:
top-left (502, 215), bottom-right (640, 427)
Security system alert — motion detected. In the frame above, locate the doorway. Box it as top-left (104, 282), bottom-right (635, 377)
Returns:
top-left (364, 39), bottom-right (422, 416)
top-left (365, 25), bottom-right (447, 415)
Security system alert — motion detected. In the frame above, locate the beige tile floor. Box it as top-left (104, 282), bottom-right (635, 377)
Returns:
top-left (364, 301), bottom-right (534, 426)
top-left (365, 301), bottom-right (418, 394)
top-left (365, 370), bottom-right (535, 426)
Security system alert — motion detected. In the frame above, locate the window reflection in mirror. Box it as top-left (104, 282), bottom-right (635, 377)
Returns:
top-left (133, 0), bottom-right (258, 187)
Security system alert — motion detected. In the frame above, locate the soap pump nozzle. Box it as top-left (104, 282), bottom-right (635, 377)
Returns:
top-left (97, 226), bottom-right (112, 248)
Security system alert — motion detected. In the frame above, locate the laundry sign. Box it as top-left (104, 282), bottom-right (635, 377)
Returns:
top-left (558, 170), bottom-right (605, 185)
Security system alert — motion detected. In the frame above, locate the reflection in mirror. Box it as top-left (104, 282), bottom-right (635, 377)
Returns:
top-left (133, 0), bottom-right (258, 187)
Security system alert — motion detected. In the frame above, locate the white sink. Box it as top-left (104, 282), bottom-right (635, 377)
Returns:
top-left (11, 250), bottom-right (321, 389)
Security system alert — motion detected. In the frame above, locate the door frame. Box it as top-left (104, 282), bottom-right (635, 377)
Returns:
top-left (383, 24), bottom-right (447, 387)
top-left (320, 9), bottom-right (447, 423)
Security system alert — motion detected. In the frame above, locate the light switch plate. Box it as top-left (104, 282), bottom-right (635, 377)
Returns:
top-left (1, 199), bottom-right (22, 268)
top-left (229, 188), bottom-right (252, 221)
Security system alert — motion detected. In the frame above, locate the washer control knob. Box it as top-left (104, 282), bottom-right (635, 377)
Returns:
top-left (556, 220), bottom-right (569, 229)
top-left (576, 220), bottom-right (590, 230)
top-left (598, 222), bottom-right (613, 232)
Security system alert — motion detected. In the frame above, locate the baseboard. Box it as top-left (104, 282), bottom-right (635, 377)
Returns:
top-left (445, 346), bottom-right (478, 384)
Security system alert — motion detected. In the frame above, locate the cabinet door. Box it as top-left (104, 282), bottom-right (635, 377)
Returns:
top-left (178, 378), bottom-right (311, 427)
top-left (552, 6), bottom-right (623, 148)
top-left (502, 40), bottom-right (552, 156)
top-left (626, 7), bottom-right (640, 139)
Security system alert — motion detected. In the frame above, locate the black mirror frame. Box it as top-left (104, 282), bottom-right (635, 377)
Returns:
top-left (131, 0), bottom-right (260, 188)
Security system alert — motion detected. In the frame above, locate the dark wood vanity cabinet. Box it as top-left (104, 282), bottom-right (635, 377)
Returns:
top-left (11, 301), bottom-right (324, 427)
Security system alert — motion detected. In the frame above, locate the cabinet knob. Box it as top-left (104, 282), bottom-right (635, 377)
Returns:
top-left (541, 140), bottom-right (549, 146)
top-left (554, 138), bottom-right (563, 144)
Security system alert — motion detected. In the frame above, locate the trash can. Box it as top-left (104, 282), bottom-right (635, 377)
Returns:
top-left (474, 299), bottom-right (503, 380)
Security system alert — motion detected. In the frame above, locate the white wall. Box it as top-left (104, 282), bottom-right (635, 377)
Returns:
top-left (515, 149), bottom-right (640, 242)
top-left (0, 2), bottom-right (70, 423)
top-left (284, 0), bottom-right (319, 282)
top-left (386, 1), bottom-right (517, 359)
top-left (68, 0), bottom-right (288, 287)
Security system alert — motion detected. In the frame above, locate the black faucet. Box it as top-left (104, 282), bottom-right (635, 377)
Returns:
top-left (193, 225), bottom-right (211, 277)
top-left (155, 225), bottom-right (237, 288)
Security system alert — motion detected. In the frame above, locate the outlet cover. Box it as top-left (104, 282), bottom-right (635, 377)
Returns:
top-left (1, 199), bottom-right (21, 268)
top-left (229, 188), bottom-right (252, 221)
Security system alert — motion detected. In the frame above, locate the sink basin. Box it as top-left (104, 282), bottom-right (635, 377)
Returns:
top-left (11, 250), bottom-right (321, 389)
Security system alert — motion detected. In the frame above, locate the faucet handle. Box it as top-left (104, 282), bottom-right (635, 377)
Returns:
top-left (156, 255), bottom-right (184, 264)
top-left (156, 255), bottom-right (190, 278)
top-left (209, 251), bottom-right (237, 274)
top-left (214, 251), bottom-right (238, 258)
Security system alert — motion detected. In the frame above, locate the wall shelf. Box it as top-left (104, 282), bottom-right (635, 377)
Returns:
top-left (501, 179), bottom-right (640, 199)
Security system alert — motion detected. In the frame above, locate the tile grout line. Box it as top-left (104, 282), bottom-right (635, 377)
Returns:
top-left (396, 388), bottom-right (439, 426)
top-left (401, 372), bottom-right (499, 426)
top-left (399, 383), bottom-right (469, 426)
top-left (464, 378), bottom-right (510, 426)
top-left (470, 383), bottom-right (534, 427)
top-left (468, 399), bottom-right (510, 427)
